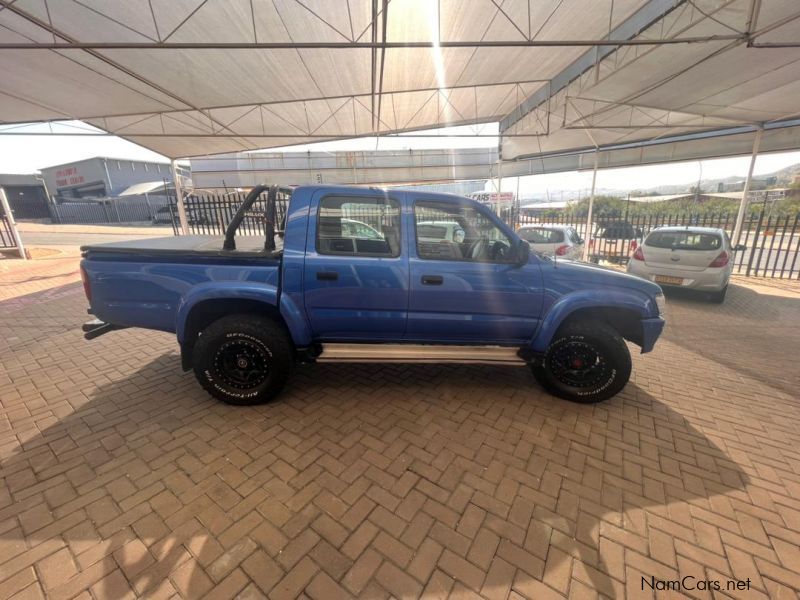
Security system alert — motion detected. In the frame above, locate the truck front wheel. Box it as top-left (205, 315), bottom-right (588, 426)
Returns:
top-left (531, 320), bottom-right (631, 403)
top-left (192, 315), bottom-right (292, 405)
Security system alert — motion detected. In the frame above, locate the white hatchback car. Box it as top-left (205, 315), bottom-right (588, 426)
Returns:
top-left (627, 226), bottom-right (744, 303)
top-left (517, 224), bottom-right (584, 260)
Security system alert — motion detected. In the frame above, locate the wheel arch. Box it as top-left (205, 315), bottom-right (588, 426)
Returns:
top-left (177, 284), bottom-right (311, 370)
top-left (531, 291), bottom-right (650, 353)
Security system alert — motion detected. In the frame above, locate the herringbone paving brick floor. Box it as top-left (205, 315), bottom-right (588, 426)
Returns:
top-left (1, 259), bottom-right (799, 599)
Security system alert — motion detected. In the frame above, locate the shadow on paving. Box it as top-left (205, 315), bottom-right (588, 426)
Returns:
top-left (0, 351), bottom-right (751, 599)
top-left (0, 282), bottom-right (84, 354)
top-left (0, 280), bottom-right (83, 313)
top-left (660, 282), bottom-right (800, 395)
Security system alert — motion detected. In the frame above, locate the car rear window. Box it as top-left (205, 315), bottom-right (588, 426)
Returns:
top-left (645, 231), bottom-right (722, 250)
top-left (518, 228), bottom-right (564, 243)
top-left (597, 225), bottom-right (639, 239)
top-left (417, 224), bottom-right (448, 239)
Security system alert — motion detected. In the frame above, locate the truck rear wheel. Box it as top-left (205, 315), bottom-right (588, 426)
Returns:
top-left (192, 315), bottom-right (292, 405)
top-left (531, 320), bottom-right (631, 403)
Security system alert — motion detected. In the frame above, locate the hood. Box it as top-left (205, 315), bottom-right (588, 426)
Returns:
top-left (543, 259), bottom-right (662, 297)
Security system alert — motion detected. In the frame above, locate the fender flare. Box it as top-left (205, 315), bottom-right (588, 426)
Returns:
top-left (175, 282), bottom-right (311, 346)
top-left (530, 289), bottom-right (652, 353)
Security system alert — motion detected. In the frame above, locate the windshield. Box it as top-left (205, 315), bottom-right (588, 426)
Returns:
top-left (646, 231), bottom-right (722, 250)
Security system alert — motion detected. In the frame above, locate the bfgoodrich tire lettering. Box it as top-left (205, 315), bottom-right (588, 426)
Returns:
top-left (531, 320), bottom-right (632, 403)
top-left (192, 314), bottom-right (292, 405)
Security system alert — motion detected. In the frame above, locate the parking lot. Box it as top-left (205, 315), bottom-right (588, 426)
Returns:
top-left (1, 258), bottom-right (799, 599)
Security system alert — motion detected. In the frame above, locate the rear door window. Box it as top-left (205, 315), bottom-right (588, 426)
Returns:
top-left (519, 228), bottom-right (564, 244)
top-left (317, 196), bottom-right (401, 257)
top-left (645, 231), bottom-right (722, 250)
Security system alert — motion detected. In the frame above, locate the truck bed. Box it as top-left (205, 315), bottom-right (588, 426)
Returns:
top-left (81, 235), bottom-right (283, 258)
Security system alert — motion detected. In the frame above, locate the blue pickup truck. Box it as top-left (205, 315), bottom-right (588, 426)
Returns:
top-left (80, 185), bottom-right (665, 405)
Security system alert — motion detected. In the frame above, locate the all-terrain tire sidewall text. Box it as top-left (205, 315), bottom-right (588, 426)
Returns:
top-left (192, 315), bottom-right (292, 405)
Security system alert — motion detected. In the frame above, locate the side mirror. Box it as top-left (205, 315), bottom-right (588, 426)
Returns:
top-left (734, 244), bottom-right (746, 251)
top-left (577, 238), bottom-right (584, 245)
top-left (514, 239), bottom-right (530, 265)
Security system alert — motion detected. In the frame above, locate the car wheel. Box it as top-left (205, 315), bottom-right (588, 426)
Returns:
top-left (531, 320), bottom-right (631, 403)
top-left (709, 285), bottom-right (728, 304)
top-left (192, 314), bottom-right (293, 405)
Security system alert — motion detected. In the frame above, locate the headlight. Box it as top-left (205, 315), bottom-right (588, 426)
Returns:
top-left (655, 293), bottom-right (666, 317)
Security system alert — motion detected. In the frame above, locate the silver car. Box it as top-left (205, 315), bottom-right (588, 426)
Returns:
top-left (517, 224), bottom-right (584, 260)
top-left (627, 226), bottom-right (744, 303)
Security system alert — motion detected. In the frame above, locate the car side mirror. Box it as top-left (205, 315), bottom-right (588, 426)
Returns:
top-left (734, 244), bottom-right (746, 251)
top-left (514, 239), bottom-right (530, 265)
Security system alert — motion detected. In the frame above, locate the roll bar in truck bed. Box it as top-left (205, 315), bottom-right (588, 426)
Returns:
top-left (222, 184), bottom-right (293, 252)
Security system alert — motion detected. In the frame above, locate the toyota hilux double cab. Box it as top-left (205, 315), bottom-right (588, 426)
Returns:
top-left (80, 185), bottom-right (665, 405)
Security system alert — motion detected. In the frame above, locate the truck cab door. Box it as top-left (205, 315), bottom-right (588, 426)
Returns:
top-left (406, 198), bottom-right (543, 343)
top-left (303, 190), bottom-right (408, 340)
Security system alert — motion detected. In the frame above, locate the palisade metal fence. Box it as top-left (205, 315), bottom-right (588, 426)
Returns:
top-left (50, 197), bottom-right (171, 224)
top-left (514, 209), bottom-right (800, 279)
top-left (169, 192), bottom-right (800, 280)
top-left (167, 190), bottom-right (290, 237)
top-left (0, 214), bottom-right (17, 249)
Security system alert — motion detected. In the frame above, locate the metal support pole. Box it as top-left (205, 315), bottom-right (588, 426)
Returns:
top-left (497, 160), bottom-right (503, 195)
top-left (36, 175), bottom-right (53, 205)
top-left (581, 149), bottom-right (599, 261)
top-left (0, 187), bottom-right (27, 259)
top-left (732, 127), bottom-right (762, 245)
top-left (171, 159), bottom-right (189, 235)
top-left (143, 192), bottom-right (152, 219)
top-left (496, 161), bottom-right (503, 216)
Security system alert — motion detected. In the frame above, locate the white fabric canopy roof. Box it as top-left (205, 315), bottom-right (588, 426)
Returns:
top-left (501, 0), bottom-right (800, 160)
top-left (0, 0), bottom-right (798, 161)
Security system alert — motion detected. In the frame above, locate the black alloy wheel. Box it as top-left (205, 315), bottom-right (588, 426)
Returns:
top-left (531, 320), bottom-right (631, 403)
top-left (192, 314), bottom-right (292, 405)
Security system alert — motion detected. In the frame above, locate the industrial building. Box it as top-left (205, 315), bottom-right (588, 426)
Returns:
top-left (39, 157), bottom-right (175, 200)
top-left (0, 174), bottom-right (49, 219)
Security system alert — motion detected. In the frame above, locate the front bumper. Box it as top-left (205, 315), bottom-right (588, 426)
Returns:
top-left (640, 317), bottom-right (665, 353)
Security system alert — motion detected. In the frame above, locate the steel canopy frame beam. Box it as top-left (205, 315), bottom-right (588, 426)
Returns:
top-left (0, 131), bottom-right (527, 138)
top-left (500, 0), bottom-right (686, 133)
top-left (502, 117), bottom-right (800, 161)
top-left (0, 37), bottom-right (746, 49)
top-left (0, 79), bottom-right (549, 129)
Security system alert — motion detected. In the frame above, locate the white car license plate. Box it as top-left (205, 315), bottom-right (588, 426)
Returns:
top-left (654, 275), bottom-right (684, 285)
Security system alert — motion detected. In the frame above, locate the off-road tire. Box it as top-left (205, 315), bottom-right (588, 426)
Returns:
top-left (192, 314), bottom-right (292, 405)
top-left (531, 320), bottom-right (631, 403)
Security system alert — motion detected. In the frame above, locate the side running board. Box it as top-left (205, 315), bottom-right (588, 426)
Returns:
top-left (317, 343), bottom-right (526, 365)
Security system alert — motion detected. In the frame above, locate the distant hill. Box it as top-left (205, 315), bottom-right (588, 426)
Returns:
top-left (628, 163), bottom-right (800, 196)
top-left (516, 163), bottom-right (800, 205)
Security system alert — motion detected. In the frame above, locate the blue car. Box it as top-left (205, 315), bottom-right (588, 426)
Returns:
top-left (80, 185), bottom-right (665, 405)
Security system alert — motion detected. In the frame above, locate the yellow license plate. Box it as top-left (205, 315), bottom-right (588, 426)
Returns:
top-left (654, 275), bottom-right (684, 285)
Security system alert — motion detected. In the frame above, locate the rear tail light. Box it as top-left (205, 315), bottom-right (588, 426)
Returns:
top-left (709, 250), bottom-right (730, 268)
top-left (632, 247), bottom-right (645, 261)
top-left (555, 244), bottom-right (570, 256)
top-left (80, 265), bottom-right (92, 302)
